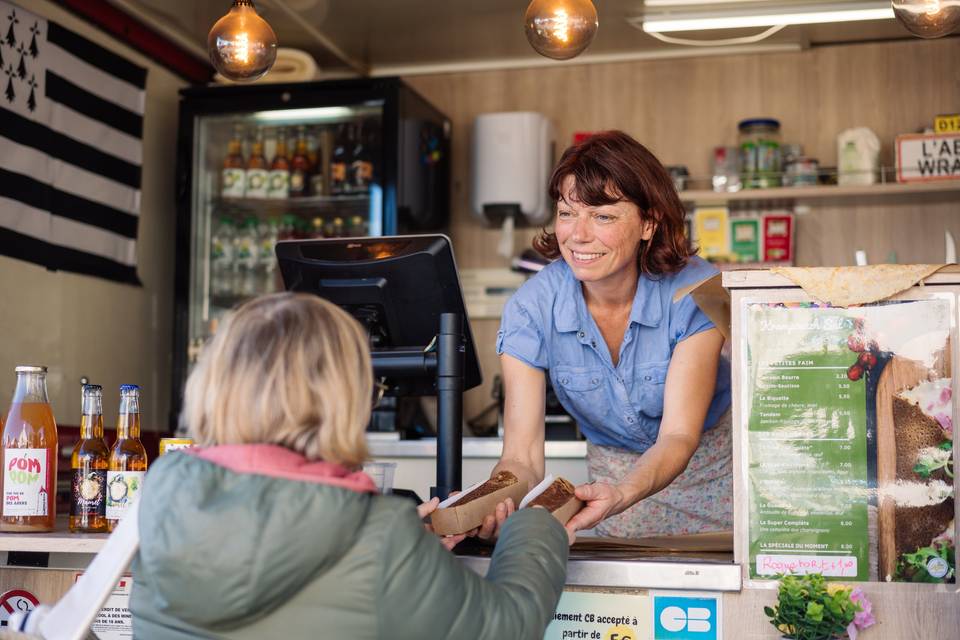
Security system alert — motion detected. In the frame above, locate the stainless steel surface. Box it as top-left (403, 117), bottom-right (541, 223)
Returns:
top-left (459, 555), bottom-right (742, 591)
top-left (368, 436), bottom-right (586, 458)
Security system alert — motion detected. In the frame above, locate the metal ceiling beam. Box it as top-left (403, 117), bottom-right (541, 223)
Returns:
top-left (268, 0), bottom-right (369, 76)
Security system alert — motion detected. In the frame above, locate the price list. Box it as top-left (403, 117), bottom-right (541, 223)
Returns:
top-left (744, 303), bottom-right (870, 581)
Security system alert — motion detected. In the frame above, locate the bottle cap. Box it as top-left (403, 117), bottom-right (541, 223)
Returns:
top-left (82, 384), bottom-right (103, 393)
top-left (120, 384), bottom-right (141, 393)
top-left (14, 365), bottom-right (47, 373)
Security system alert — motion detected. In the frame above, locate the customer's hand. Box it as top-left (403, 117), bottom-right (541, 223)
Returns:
top-left (476, 497), bottom-right (516, 541)
top-left (564, 482), bottom-right (626, 544)
top-left (417, 496), bottom-right (468, 551)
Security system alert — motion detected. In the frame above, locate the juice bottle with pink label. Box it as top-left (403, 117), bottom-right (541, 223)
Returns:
top-left (1, 366), bottom-right (58, 532)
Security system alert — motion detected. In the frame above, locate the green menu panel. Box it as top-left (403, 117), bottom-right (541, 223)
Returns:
top-left (746, 304), bottom-right (869, 580)
top-left (744, 297), bottom-right (956, 584)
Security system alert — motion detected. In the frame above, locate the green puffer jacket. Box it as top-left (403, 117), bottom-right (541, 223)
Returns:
top-left (131, 445), bottom-right (569, 639)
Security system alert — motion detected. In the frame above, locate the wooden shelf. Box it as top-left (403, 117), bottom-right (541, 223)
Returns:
top-left (680, 180), bottom-right (960, 206)
top-left (0, 518), bottom-right (107, 554)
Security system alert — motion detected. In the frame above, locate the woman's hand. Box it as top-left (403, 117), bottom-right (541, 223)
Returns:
top-left (417, 497), bottom-right (468, 551)
top-left (564, 482), bottom-right (628, 543)
top-left (476, 497), bottom-right (516, 541)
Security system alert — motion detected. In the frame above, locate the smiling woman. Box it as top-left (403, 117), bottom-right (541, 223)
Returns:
top-left (533, 130), bottom-right (690, 278)
top-left (462, 130), bottom-right (733, 542)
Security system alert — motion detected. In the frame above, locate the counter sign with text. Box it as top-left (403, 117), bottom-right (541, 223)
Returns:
top-left (544, 591), bottom-right (650, 640)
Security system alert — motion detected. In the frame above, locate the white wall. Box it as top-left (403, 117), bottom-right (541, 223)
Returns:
top-left (0, 0), bottom-right (187, 430)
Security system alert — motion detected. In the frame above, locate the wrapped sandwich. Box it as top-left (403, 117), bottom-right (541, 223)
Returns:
top-left (429, 471), bottom-right (527, 535)
top-left (520, 475), bottom-right (584, 525)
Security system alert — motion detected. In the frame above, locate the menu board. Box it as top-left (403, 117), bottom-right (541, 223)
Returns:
top-left (743, 296), bottom-right (956, 583)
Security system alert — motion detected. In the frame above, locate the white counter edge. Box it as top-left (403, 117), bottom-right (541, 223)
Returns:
top-left (459, 556), bottom-right (742, 591)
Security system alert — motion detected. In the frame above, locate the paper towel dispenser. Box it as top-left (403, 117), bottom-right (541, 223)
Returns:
top-left (471, 112), bottom-right (555, 227)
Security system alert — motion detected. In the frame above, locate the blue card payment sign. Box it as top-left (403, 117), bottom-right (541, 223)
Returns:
top-left (652, 595), bottom-right (719, 640)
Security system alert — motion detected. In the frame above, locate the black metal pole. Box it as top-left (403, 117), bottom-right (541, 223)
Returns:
top-left (432, 312), bottom-right (463, 500)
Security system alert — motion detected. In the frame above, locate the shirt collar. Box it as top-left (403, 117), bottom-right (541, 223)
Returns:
top-left (629, 275), bottom-right (663, 327)
top-left (552, 261), bottom-right (663, 331)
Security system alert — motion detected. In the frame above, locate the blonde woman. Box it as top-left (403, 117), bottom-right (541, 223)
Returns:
top-left (131, 293), bottom-right (569, 639)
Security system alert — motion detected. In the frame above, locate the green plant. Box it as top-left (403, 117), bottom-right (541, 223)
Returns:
top-left (764, 573), bottom-right (873, 640)
top-left (896, 540), bottom-right (955, 583)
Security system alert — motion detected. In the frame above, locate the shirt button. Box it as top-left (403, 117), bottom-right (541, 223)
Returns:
top-left (591, 378), bottom-right (599, 385)
top-left (627, 417), bottom-right (634, 423)
top-left (561, 378), bottom-right (569, 385)
top-left (591, 340), bottom-right (597, 348)
top-left (577, 331), bottom-right (585, 338)
top-left (644, 375), bottom-right (652, 381)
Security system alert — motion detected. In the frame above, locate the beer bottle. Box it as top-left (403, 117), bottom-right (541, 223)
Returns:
top-left (329, 123), bottom-right (348, 196)
top-left (350, 121), bottom-right (373, 193)
top-left (221, 124), bottom-right (246, 199)
top-left (348, 215), bottom-right (368, 237)
top-left (306, 127), bottom-right (319, 172)
top-left (289, 126), bottom-right (311, 198)
top-left (245, 128), bottom-right (269, 199)
top-left (1, 366), bottom-right (58, 532)
top-left (311, 127), bottom-right (332, 197)
top-left (267, 128), bottom-right (291, 200)
top-left (70, 384), bottom-right (109, 533)
top-left (106, 385), bottom-right (148, 532)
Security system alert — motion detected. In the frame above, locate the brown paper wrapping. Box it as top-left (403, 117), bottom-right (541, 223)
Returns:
top-left (429, 481), bottom-right (528, 535)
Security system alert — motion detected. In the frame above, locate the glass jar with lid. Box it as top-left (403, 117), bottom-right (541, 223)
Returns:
top-left (738, 118), bottom-right (781, 189)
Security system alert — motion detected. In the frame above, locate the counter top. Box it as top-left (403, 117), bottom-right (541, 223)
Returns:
top-left (367, 436), bottom-right (586, 459)
top-left (0, 519), bottom-right (106, 554)
top-left (0, 523), bottom-right (741, 593)
top-left (460, 555), bottom-right (741, 591)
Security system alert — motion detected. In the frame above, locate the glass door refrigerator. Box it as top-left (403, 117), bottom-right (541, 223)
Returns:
top-left (171, 77), bottom-right (451, 428)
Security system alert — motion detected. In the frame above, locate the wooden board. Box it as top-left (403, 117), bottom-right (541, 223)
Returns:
top-left (875, 354), bottom-right (948, 581)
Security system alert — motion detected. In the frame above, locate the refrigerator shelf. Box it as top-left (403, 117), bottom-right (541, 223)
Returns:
top-left (212, 194), bottom-right (371, 216)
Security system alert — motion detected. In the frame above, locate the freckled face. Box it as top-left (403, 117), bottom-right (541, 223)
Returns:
top-left (554, 175), bottom-right (654, 286)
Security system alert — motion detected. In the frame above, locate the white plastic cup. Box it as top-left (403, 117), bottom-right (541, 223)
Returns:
top-left (363, 461), bottom-right (397, 494)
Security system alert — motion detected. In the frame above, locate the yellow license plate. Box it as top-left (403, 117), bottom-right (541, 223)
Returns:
top-left (934, 114), bottom-right (960, 133)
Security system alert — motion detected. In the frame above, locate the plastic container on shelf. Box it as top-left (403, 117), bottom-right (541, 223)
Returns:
top-left (712, 146), bottom-right (741, 192)
top-left (738, 118), bottom-right (781, 189)
top-left (783, 156), bottom-right (819, 187)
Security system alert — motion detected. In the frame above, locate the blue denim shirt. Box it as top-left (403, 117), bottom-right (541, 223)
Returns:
top-left (496, 257), bottom-right (731, 453)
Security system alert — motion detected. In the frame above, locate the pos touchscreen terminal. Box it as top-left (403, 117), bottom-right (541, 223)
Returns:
top-left (275, 234), bottom-right (481, 499)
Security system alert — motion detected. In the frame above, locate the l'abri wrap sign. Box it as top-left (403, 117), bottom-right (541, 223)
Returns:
top-left (896, 132), bottom-right (960, 182)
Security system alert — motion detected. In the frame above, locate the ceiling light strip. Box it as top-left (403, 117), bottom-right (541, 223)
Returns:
top-left (642, 7), bottom-right (894, 32)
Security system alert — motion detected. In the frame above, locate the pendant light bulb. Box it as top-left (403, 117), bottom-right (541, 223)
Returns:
top-left (207, 0), bottom-right (278, 82)
top-left (892, 0), bottom-right (960, 38)
top-left (524, 0), bottom-right (598, 61)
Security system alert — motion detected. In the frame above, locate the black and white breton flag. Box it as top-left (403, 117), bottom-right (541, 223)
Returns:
top-left (0, 0), bottom-right (146, 285)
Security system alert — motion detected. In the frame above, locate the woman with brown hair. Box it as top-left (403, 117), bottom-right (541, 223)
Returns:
top-left (484, 130), bottom-right (732, 541)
